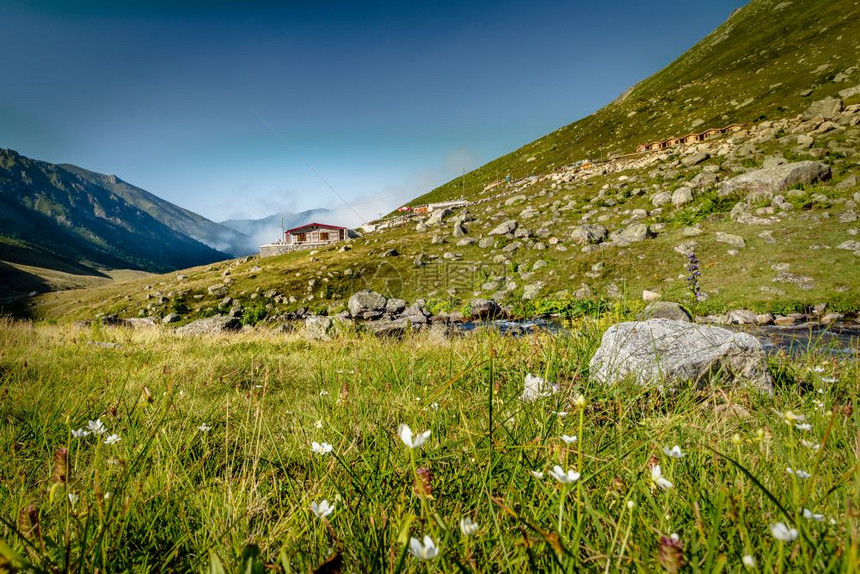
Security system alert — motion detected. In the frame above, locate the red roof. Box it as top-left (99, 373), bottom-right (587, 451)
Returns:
top-left (285, 222), bottom-right (347, 234)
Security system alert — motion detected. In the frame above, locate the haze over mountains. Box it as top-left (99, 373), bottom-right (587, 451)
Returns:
top-left (220, 208), bottom-right (335, 247)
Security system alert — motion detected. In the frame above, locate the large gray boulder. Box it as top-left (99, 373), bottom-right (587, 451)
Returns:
top-left (348, 290), bottom-right (387, 318)
top-left (570, 224), bottom-right (608, 245)
top-left (589, 319), bottom-right (773, 392)
top-left (175, 315), bottom-right (242, 336)
top-left (426, 208), bottom-right (452, 226)
top-left (488, 220), bottom-right (518, 236)
top-left (636, 302), bottom-right (692, 322)
top-left (609, 223), bottom-right (653, 245)
top-left (802, 97), bottom-right (843, 121)
top-left (469, 298), bottom-right (502, 319)
top-left (720, 161), bottom-right (831, 196)
top-left (304, 315), bottom-right (335, 341)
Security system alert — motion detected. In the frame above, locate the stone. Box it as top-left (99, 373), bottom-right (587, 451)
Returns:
top-left (610, 223), bottom-right (652, 245)
top-left (821, 312), bottom-right (844, 325)
top-left (415, 221), bottom-right (428, 232)
top-left (838, 84), bottom-right (860, 99)
top-left (796, 134), bottom-right (814, 148)
top-left (802, 97), bottom-right (844, 121)
top-left (682, 151), bottom-right (710, 167)
top-left (756, 313), bottom-right (775, 326)
top-left (673, 240), bottom-right (698, 256)
top-left (426, 208), bottom-right (452, 226)
top-left (728, 309), bottom-right (758, 325)
top-left (385, 298), bottom-right (407, 314)
top-left (651, 192), bottom-right (672, 207)
top-left (488, 220), bottom-right (518, 236)
top-left (720, 161), bottom-right (831, 197)
top-left (838, 211), bottom-right (857, 223)
top-left (456, 238), bottom-right (476, 247)
top-left (672, 186), bottom-right (694, 207)
top-left (589, 319), bottom-right (773, 392)
top-left (469, 298), bottom-right (502, 319)
top-left (642, 290), bottom-right (661, 302)
top-left (452, 222), bottom-right (468, 237)
top-left (772, 272), bottom-right (815, 290)
top-left (522, 282), bottom-right (545, 300)
top-left (304, 315), bottom-right (335, 341)
top-left (570, 224), bottom-right (608, 245)
top-left (715, 232), bottom-right (745, 248)
top-left (774, 316), bottom-right (796, 326)
top-left (348, 290), bottom-right (387, 318)
top-left (175, 315), bottom-right (242, 335)
top-left (162, 313), bottom-right (181, 324)
top-left (682, 226), bottom-right (704, 237)
top-left (207, 284), bottom-right (228, 297)
top-left (637, 301), bottom-right (692, 322)
top-left (126, 318), bottom-right (157, 329)
top-left (364, 317), bottom-right (414, 338)
top-left (478, 237), bottom-right (495, 248)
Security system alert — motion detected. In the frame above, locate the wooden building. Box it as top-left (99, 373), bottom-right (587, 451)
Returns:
top-left (285, 223), bottom-right (347, 246)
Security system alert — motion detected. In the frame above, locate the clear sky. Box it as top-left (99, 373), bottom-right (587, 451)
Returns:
top-left (2, 0), bottom-right (746, 226)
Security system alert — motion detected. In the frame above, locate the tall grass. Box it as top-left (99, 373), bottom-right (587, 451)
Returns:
top-left (0, 318), bottom-right (856, 572)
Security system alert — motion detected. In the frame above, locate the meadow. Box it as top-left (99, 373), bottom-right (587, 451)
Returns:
top-left (0, 317), bottom-right (857, 572)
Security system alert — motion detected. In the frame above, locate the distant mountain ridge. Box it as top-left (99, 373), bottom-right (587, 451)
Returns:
top-left (221, 208), bottom-right (335, 245)
top-left (0, 148), bottom-right (254, 294)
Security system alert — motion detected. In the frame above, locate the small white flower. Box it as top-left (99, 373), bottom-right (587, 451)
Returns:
top-left (795, 423), bottom-right (812, 431)
top-left (817, 388), bottom-right (826, 395)
top-left (800, 440), bottom-right (821, 451)
top-left (821, 376), bottom-right (837, 383)
top-left (548, 465), bottom-right (580, 484)
top-left (626, 499), bottom-right (635, 510)
top-left (310, 499), bottom-right (334, 518)
top-left (319, 390), bottom-right (329, 396)
top-left (812, 399), bottom-right (825, 409)
top-left (742, 554), bottom-right (756, 568)
top-left (397, 424), bottom-right (431, 449)
top-left (311, 441), bottom-right (333, 455)
top-left (104, 434), bottom-right (120, 445)
top-left (670, 532), bottom-right (680, 543)
top-left (802, 508), bottom-right (824, 522)
top-left (430, 402), bottom-right (440, 411)
top-left (529, 470), bottom-right (544, 479)
top-left (812, 366), bottom-right (825, 373)
top-left (786, 467), bottom-right (811, 479)
top-left (560, 434), bottom-right (578, 445)
top-left (662, 445), bottom-right (685, 459)
top-left (87, 419), bottom-right (107, 435)
top-left (198, 423), bottom-right (211, 433)
top-left (650, 464), bottom-right (673, 489)
top-left (552, 411), bottom-right (568, 417)
top-left (106, 458), bottom-right (119, 465)
top-left (409, 535), bottom-right (438, 560)
top-left (314, 419), bottom-right (323, 429)
top-left (104, 492), bottom-right (112, 500)
top-left (770, 522), bottom-right (798, 541)
top-left (68, 493), bottom-right (79, 506)
top-left (777, 410), bottom-right (806, 425)
top-left (71, 428), bottom-right (90, 438)
top-left (459, 517), bottom-right (479, 536)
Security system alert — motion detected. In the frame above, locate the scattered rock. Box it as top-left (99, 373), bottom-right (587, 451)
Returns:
top-left (175, 315), bottom-right (242, 335)
top-left (610, 223), bottom-right (653, 245)
top-left (488, 220), bottom-right (518, 236)
top-left (682, 151), bottom-right (710, 167)
top-left (522, 282), bottom-right (545, 300)
top-left (521, 373), bottom-right (558, 402)
top-left (642, 290), bottom-right (661, 302)
top-left (162, 313), bottom-right (181, 324)
top-left (720, 161), bottom-right (831, 196)
top-left (727, 309), bottom-right (758, 325)
top-left (672, 186), bottom-right (694, 207)
top-left (570, 224), bottom-right (609, 245)
top-left (802, 96), bottom-right (843, 121)
top-left (589, 319), bottom-right (773, 392)
top-left (469, 298), bottom-right (502, 319)
top-left (304, 315), bottom-right (335, 341)
top-left (637, 301), bottom-right (692, 322)
top-left (715, 232), bottom-right (745, 248)
top-left (348, 290), bottom-right (387, 318)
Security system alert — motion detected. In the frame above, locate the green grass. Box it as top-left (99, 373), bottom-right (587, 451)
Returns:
top-left (0, 318), bottom-right (857, 571)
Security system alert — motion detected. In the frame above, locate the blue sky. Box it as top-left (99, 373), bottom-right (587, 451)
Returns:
top-left (2, 0), bottom-right (745, 225)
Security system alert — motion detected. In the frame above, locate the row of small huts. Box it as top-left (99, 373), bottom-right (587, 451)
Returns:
top-left (636, 123), bottom-right (745, 152)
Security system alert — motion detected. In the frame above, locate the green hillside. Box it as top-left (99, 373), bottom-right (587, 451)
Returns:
top-left (409, 0), bottom-right (860, 207)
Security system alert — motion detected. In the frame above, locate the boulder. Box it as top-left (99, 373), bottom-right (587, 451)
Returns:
top-left (589, 319), bottom-right (773, 392)
top-left (651, 192), bottom-right (672, 207)
top-left (175, 315), bottom-right (242, 335)
top-left (570, 224), bottom-right (608, 245)
top-left (348, 290), bottom-right (387, 318)
top-left (610, 223), bottom-right (653, 245)
top-left (636, 301), bottom-right (692, 322)
top-left (207, 284), bottom-right (228, 297)
top-left (162, 313), bottom-right (181, 324)
top-left (426, 208), bottom-right (452, 226)
top-left (727, 309), bottom-right (758, 325)
top-left (802, 97), bottom-right (843, 121)
top-left (304, 315), bottom-right (335, 341)
top-left (488, 220), bottom-right (518, 236)
top-left (469, 298), bottom-right (502, 319)
top-left (452, 222), bottom-right (468, 237)
top-left (522, 282), bottom-right (545, 300)
top-left (720, 161), bottom-right (831, 196)
top-left (672, 187), bottom-right (694, 207)
top-left (715, 232), bottom-right (745, 248)
top-left (364, 317), bottom-right (413, 338)
top-left (682, 151), bottom-right (710, 167)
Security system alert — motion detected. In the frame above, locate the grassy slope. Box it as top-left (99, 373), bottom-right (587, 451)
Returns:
top-left (0, 320), bottom-right (856, 571)
top-left (409, 0), bottom-right (860, 206)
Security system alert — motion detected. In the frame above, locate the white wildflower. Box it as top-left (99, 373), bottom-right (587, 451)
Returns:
top-left (104, 434), bottom-right (120, 445)
top-left (397, 424), bottom-right (431, 449)
top-left (529, 470), bottom-right (544, 479)
top-left (310, 499), bottom-right (334, 518)
top-left (548, 465), bottom-right (580, 484)
top-left (198, 423), bottom-right (212, 433)
top-left (770, 522), bottom-right (798, 541)
top-left (786, 467), bottom-right (811, 479)
top-left (742, 555), bottom-right (756, 568)
top-left (71, 428), bottom-right (90, 439)
top-left (650, 464), bottom-right (673, 489)
top-left (795, 423), bottom-right (812, 431)
top-left (311, 441), bottom-right (333, 455)
top-left (408, 535), bottom-right (438, 560)
top-left (662, 445), bottom-right (685, 459)
top-left (560, 434), bottom-right (578, 445)
top-left (802, 508), bottom-right (824, 522)
top-left (459, 517), bottom-right (479, 536)
top-left (87, 419), bottom-right (107, 435)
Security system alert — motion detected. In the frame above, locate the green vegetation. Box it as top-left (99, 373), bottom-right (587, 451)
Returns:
top-left (0, 319), bottom-right (857, 571)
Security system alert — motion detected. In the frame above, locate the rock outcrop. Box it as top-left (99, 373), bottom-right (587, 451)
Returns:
top-left (720, 161), bottom-right (831, 196)
top-left (589, 319), bottom-right (773, 392)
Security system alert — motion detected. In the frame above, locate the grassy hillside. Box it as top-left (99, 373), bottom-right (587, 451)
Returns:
top-left (409, 0), bottom-right (860, 207)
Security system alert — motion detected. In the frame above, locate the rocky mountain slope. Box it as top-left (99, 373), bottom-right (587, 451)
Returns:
top-left (26, 0), bottom-right (860, 327)
top-left (0, 148), bottom-right (253, 296)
